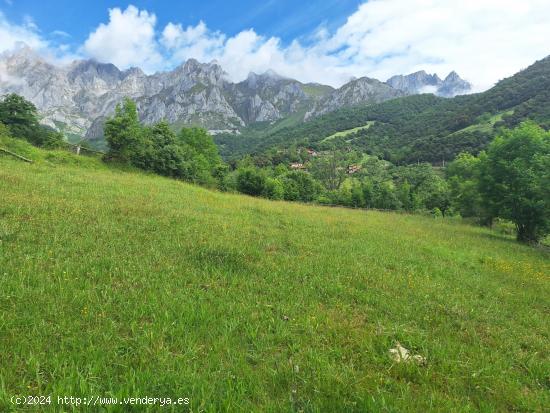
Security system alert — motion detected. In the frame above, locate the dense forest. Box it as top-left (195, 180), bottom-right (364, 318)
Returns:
top-left (215, 55), bottom-right (550, 164)
top-left (2, 93), bottom-right (549, 243)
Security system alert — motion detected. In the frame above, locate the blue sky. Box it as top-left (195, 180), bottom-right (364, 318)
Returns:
top-left (1, 1), bottom-right (550, 89)
top-left (1, 0), bottom-right (360, 48)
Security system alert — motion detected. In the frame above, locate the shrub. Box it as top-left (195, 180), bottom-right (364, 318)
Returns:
top-left (236, 167), bottom-right (266, 196)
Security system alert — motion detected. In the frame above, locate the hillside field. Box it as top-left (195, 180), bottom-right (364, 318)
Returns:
top-left (0, 149), bottom-right (549, 412)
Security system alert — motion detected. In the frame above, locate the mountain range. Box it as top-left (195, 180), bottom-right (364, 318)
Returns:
top-left (213, 54), bottom-right (550, 164)
top-left (0, 46), bottom-right (472, 145)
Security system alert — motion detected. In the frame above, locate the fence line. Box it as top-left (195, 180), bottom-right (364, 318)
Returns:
top-left (63, 142), bottom-right (106, 155)
top-left (0, 147), bottom-right (33, 163)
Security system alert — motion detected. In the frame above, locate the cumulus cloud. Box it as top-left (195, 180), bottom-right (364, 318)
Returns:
top-left (0, 11), bottom-right (48, 52)
top-left (156, 0), bottom-right (550, 90)
top-left (81, 5), bottom-right (162, 73)
top-left (157, 22), bottom-right (351, 86)
top-left (324, 0), bottom-right (550, 90)
top-left (2, 1), bottom-right (550, 90)
top-left (0, 11), bottom-right (48, 84)
top-left (0, 11), bottom-right (79, 68)
top-left (161, 21), bottom-right (225, 65)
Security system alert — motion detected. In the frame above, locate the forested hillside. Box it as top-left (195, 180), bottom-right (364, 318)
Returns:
top-left (215, 55), bottom-right (550, 163)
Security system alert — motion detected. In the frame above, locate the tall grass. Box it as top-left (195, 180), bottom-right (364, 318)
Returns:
top-left (0, 151), bottom-right (548, 412)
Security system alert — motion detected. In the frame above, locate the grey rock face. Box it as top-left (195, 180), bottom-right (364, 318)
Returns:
top-left (437, 71), bottom-right (472, 97)
top-left (0, 46), bottom-right (472, 141)
top-left (387, 70), bottom-right (471, 97)
top-left (225, 71), bottom-right (312, 124)
top-left (387, 71), bottom-right (441, 94)
top-left (305, 77), bottom-right (404, 120)
top-left (0, 48), bottom-right (329, 142)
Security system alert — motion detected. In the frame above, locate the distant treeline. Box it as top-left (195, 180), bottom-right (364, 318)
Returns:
top-left (2, 93), bottom-right (548, 244)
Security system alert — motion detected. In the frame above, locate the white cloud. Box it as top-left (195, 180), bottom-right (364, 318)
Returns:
top-left (0, 11), bottom-right (48, 52)
top-left (81, 5), bottom-right (162, 73)
top-left (322, 0), bottom-right (550, 90)
top-left (2, 1), bottom-right (550, 90)
top-left (0, 11), bottom-right (48, 85)
top-left (0, 11), bottom-right (79, 68)
top-left (161, 21), bottom-right (225, 65)
top-left (153, 0), bottom-right (550, 90)
top-left (51, 30), bottom-right (70, 38)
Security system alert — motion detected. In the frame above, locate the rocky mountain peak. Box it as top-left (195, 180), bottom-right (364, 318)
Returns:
top-left (387, 69), bottom-right (471, 97)
top-left (177, 58), bottom-right (226, 86)
top-left (0, 46), bottom-right (54, 77)
top-left (0, 46), bottom-right (475, 143)
top-left (67, 60), bottom-right (123, 85)
top-left (123, 67), bottom-right (145, 78)
top-left (444, 71), bottom-right (460, 82)
top-left (181, 58), bottom-right (200, 72)
top-left (2, 44), bottom-right (41, 63)
top-left (387, 71), bottom-right (440, 93)
top-left (245, 69), bottom-right (287, 89)
top-left (245, 72), bottom-right (261, 88)
top-left (263, 69), bottom-right (283, 79)
top-left (438, 71), bottom-right (471, 97)
top-left (305, 76), bottom-right (403, 120)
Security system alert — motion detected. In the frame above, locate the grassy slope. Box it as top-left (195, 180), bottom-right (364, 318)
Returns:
top-left (445, 111), bottom-right (514, 138)
top-left (322, 121), bottom-right (376, 143)
top-left (1, 149), bottom-right (549, 412)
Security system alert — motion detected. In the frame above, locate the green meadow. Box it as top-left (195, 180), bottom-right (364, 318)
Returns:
top-left (321, 121), bottom-right (375, 143)
top-left (0, 146), bottom-right (549, 412)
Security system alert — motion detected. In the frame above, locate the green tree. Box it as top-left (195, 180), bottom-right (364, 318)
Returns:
top-left (0, 93), bottom-right (63, 147)
top-left (479, 122), bottom-right (550, 243)
top-left (397, 180), bottom-right (413, 211)
top-left (149, 121), bottom-right (177, 148)
top-left (0, 93), bottom-right (39, 138)
top-left (136, 121), bottom-right (177, 172)
top-left (104, 98), bottom-right (143, 162)
top-left (395, 164), bottom-right (450, 214)
top-left (309, 150), bottom-right (347, 190)
top-left (282, 178), bottom-right (300, 201)
top-left (39, 127), bottom-right (65, 149)
top-left (0, 121), bottom-right (11, 138)
top-left (280, 171), bottom-right (321, 202)
top-left (446, 153), bottom-right (487, 221)
top-left (236, 167), bottom-right (266, 196)
top-left (263, 178), bottom-right (285, 200)
top-left (178, 127), bottom-right (221, 169)
top-left (372, 182), bottom-right (401, 210)
top-left (153, 144), bottom-right (187, 178)
top-left (104, 101), bottom-right (224, 188)
top-left (350, 181), bottom-right (365, 207)
top-left (424, 178), bottom-right (451, 217)
top-left (361, 179), bottom-right (375, 208)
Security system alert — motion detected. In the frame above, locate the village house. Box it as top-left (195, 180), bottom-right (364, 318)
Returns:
top-left (347, 164), bottom-right (362, 174)
top-left (290, 162), bottom-right (306, 170)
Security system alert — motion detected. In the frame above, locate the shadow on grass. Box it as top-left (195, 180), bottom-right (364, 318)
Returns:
top-left (479, 231), bottom-right (550, 255)
top-left (191, 246), bottom-right (253, 274)
top-left (478, 231), bottom-right (517, 244)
